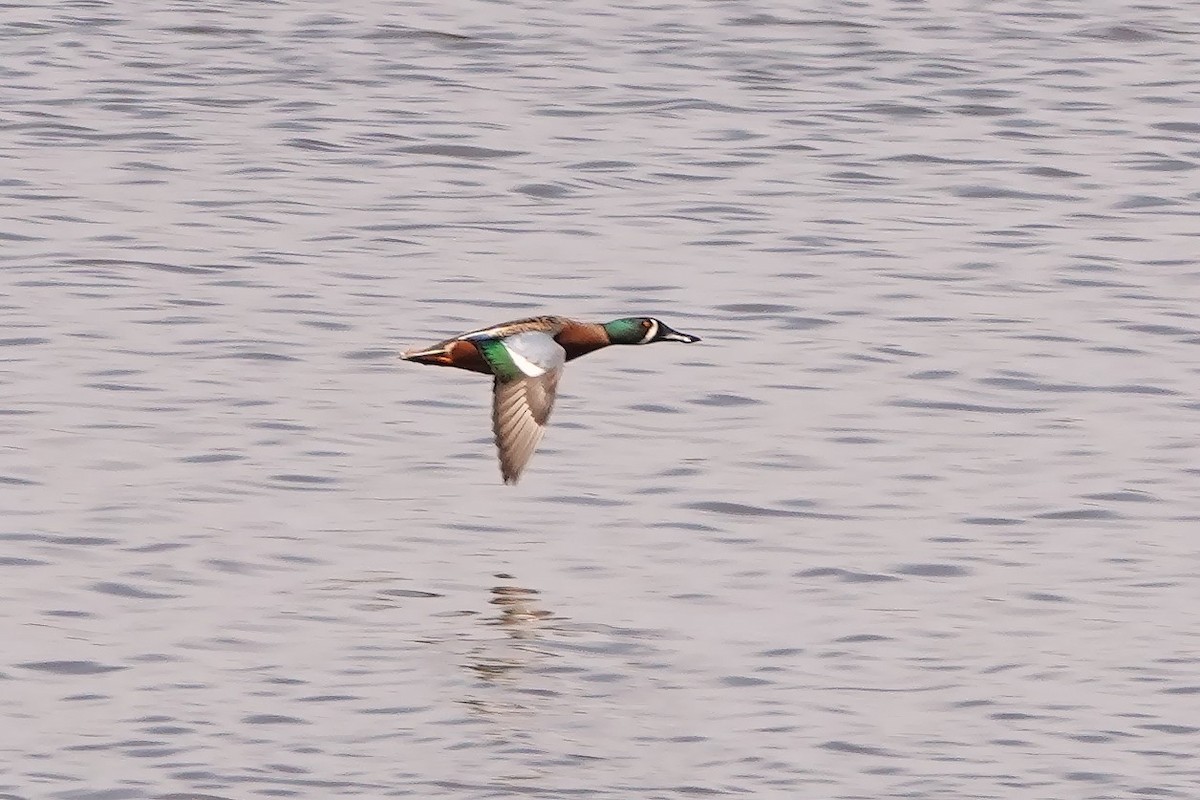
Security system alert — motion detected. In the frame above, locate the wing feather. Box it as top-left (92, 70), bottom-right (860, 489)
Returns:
top-left (492, 366), bottom-right (563, 484)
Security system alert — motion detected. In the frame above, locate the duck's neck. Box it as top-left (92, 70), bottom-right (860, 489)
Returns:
top-left (556, 323), bottom-right (612, 362)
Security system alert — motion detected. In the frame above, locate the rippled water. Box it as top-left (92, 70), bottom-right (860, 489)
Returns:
top-left (3, 1), bottom-right (1200, 797)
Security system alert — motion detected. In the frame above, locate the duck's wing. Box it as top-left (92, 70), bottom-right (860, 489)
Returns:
top-left (475, 332), bottom-right (566, 484)
top-left (400, 317), bottom-right (566, 371)
top-left (493, 370), bottom-right (561, 484)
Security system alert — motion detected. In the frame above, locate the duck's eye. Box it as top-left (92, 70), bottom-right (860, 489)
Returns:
top-left (642, 320), bottom-right (651, 329)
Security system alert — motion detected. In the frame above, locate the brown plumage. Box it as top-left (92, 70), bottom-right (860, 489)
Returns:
top-left (401, 316), bottom-right (610, 373)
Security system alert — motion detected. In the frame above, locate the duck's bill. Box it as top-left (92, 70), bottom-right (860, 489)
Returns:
top-left (661, 330), bottom-right (700, 343)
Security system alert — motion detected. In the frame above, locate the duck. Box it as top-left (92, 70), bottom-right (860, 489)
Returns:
top-left (400, 315), bottom-right (700, 484)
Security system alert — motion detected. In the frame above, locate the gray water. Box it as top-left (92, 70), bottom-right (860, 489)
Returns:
top-left (3, 1), bottom-right (1200, 797)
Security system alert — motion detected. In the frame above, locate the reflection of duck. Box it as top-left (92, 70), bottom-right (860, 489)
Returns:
top-left (400, 316), bottom-right (700, 483)
top-left (463, 576), bottom-right (554, 688)
top-left (489, 583), bottom-right (551, 633)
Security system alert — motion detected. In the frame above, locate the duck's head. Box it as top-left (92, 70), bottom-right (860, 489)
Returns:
top-left (603, 317), bottom-right (701, 345)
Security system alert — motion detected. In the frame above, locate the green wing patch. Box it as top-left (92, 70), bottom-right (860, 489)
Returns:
top-left (473, 338), bottom-right (522, 381)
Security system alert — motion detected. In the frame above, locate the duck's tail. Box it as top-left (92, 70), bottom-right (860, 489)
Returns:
top-left (399, 345), bottom-right (454, 367)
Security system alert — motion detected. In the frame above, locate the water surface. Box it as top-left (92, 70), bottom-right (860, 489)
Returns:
top-left (3, 1), bottom-right (1200, 797)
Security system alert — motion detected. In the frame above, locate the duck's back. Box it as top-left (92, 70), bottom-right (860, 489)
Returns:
top-left (458, 315), bottom-right (610, 362)
top-left (461, 315), bottom-right (569, 342)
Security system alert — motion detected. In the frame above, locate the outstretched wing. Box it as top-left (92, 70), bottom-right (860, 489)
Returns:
top-left (480, 332), bottom-right (566, 484)
top-left (492, 369), bottom-right (561, 484)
